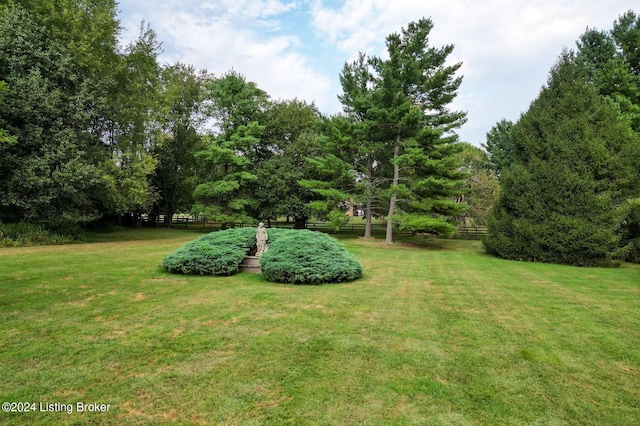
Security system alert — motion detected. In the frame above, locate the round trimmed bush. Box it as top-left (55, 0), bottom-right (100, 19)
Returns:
top-left (194, 227), bottom-right (256, 248)
top-left (163, 227), bottom-right (363, 284)
top-left (162, 227), bottom-right (255, 275)
top-left (260, 230), bottom-right (363, 284)
top-left (162, 242), bottom-right (247, 275)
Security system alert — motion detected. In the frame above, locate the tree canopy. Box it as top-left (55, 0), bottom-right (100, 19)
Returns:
top-left (576, 10), bottom-right (640, 131)
top-left (5, 0), bottom-right (640, 263)
top-left (0, 4), bottom-right (105, 227)
top-left (318, 19), bottom-right (468, 242)
top-left (484, 52), bottom-right (640, 265)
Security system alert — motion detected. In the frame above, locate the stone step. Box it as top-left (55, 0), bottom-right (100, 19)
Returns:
top-left (239, 255), bottom-right (262, 273)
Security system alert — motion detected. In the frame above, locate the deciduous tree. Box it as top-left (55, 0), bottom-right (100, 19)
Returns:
top-left (254, 99), bottom-right (322, 227)
top-left (98, 22), bottom-right (162, 224)
top-left (456, 143), bottom-right (499, 226)
top-left (151, 63), bottom-right (210, 227)
top-left (0, 82), bottom-right (16, 146)
top-left (0, 5), bottom-right (104, 227)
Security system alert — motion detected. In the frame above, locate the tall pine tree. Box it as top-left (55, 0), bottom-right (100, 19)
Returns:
top-left (192, 71), bottom-right (268, 226)
top-left (336, 53), bottom-right (390, 238)
top-left (370, 18), bottom-right (467, 242)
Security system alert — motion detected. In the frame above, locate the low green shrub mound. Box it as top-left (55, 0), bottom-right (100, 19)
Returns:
top-left (163, 227), bottom-right (363, 283)
top-left (162, 228), bottom-right (255, 275)
top-left (260, 230), bottom-right (363, 284)
top-left (194, 227), bottom-right (256, 248)
top-left (163, 242), bottom-right (247, 275)
top-left (259, 227), bottom-right (299, 244)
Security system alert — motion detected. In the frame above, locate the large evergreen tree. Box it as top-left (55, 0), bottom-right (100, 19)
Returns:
top-left (335, 53), bottom-right (390, 238)
top-left (370, 18), bottom-right (467, 242)
top-left (576, 11), bottom-right (640, 131)
top-left (298, 116), bottom-right (362, 232)
top-left (192, 71), bottom-right (268, 226)
top-left (484, 52), bottom-right (640, 266)
top-left (575, 11), bottom-right (640, 261)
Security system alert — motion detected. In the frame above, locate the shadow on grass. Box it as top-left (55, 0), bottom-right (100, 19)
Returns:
top-left (87, 227), bottom-right (207, 244)
top-left (358, 234), bottom-right (486, 254)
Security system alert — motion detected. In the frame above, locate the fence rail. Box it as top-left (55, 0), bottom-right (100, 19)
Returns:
top-left (143, 215), bottom-right (487, 239)
top-left (142, 215), bottom-right (393, 235)
top-left (453, 226), bottom-right (488, 240)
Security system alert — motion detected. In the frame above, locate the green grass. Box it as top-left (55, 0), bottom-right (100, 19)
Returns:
top-left (1, 228), bottom-right (639, 425)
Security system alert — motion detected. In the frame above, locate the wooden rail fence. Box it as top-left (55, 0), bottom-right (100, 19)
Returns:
top-left (143, 215), bottom-right (488, 239)
top-left (143, 215), bottom-right (394, 235)
top-left (453, 226), bottom-right (488, 240)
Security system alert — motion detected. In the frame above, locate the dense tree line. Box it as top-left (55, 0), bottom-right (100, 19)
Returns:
top-left (4, 1), bottom-right (638, 262)
top-left (0, 1), bottom-right (161, 229)
top-left (0, 4), bottom-right (470, 242)
top-left (484, 11), bottom-right (640, 265)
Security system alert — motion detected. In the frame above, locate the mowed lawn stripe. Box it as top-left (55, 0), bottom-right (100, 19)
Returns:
top-left (0, 229), bottom-right (638, 425)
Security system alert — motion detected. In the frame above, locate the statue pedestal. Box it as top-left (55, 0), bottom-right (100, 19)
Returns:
top-left (239, 256), bottom-right (261, 273)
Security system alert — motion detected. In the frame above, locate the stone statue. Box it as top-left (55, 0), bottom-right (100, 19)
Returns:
top-left (255, 222), bottom-right (268, 256)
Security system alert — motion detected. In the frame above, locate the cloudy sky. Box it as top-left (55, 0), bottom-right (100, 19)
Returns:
top-left (117, 0), bottom-right (637, 146)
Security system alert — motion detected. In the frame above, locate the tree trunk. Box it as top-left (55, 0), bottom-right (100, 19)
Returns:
top-left (164, 212), bottom-right (173, 228)
top-left (294, 216), bottom-right (307, 229)
top-left (364, 156), bottom-right (373, 239)
top-left (385, 134), bottom-right (401, 244)
top-left (365, 200), bottom-right (373, 239)
top-left (148, 212), bottom-right (158, 227)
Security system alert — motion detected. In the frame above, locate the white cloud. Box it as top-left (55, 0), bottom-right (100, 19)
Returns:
top-left (309, 0), bottom-right (638, 143)
top-left (119, 0), bottom-right (334, 111)
top-left (118, 0), bottom-right (638, 145)
top-left (310, 0), bottom-right (614, 67)
top-left (199, 0), bottom-right (296, 20)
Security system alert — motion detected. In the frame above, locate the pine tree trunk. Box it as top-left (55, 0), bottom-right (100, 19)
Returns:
top-left (385, 134), bottom-right (401, 244)
top-left (365, 200), bottom-right (373, 238)
top-left (364, 156), bottom-right (373, 239)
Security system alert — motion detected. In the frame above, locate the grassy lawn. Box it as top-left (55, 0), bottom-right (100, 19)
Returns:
top-left (1, 228), bottom-right (639, 425)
